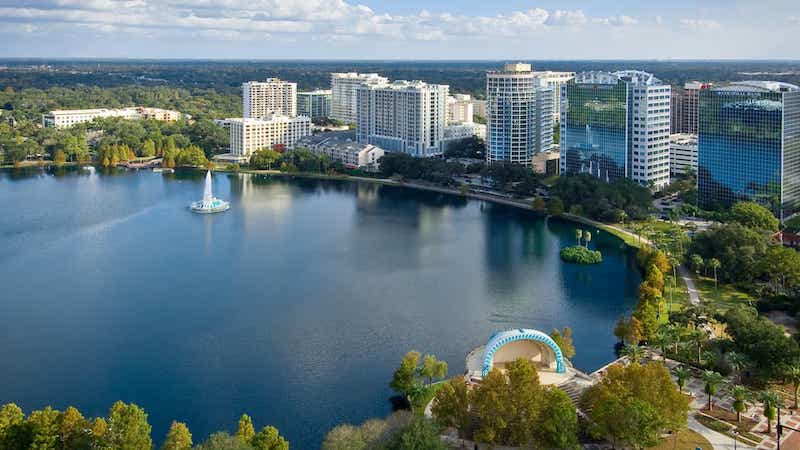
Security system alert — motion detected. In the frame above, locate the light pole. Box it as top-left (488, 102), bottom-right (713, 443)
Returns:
top-left (777, 406), bottom-right (800, 450)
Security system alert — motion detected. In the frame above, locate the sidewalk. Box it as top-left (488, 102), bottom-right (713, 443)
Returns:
top-left (679, 265), bottom-right (701, 305)
top-left (688, 415), bottom-right (756, 450)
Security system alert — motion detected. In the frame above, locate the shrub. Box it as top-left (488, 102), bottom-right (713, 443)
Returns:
top-left (560, 246), bottom-right (602, 264)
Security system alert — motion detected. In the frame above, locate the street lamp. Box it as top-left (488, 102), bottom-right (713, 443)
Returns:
top-left (777, 406), bottom-right (800, 450)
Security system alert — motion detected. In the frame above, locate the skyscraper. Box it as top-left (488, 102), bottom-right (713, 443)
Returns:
top-left (531, 70), bottom-right (575, 123)
top-left (486, 63), bottom-right (553, 166)
top-left (698, 81), bottom-right (800, 218)
top-left (560, 70), bottom-right (671, 189)
top-left (297, 90), bottom-right (331, 119)
top-left (355, 80), bottom-right (448, 158)
top-left (242, 79), bottom-right (297, 118)
top-left (330, 73), bottom-right (389, 124)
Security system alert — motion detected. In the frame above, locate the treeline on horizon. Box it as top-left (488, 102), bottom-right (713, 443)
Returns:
top-left (1, 60), bottom-right (799, 97)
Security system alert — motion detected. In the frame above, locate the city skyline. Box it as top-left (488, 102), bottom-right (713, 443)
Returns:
top-left (1, 0), bottom-right (799, 60)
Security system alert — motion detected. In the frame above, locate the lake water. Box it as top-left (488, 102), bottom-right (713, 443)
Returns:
top-left (0, 168), bottom-right (640, 449)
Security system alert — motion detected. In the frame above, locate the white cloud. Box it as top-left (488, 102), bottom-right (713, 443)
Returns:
top-left (0, 1), bottom-right (644, 43)
top-left (680, 19), bottom-right (721, 30)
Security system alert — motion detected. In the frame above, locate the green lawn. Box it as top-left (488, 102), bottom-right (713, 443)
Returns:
top-left (648, 428), bottom-right (712, 450)
top-left (664, 274), bottom-right (691, 312)
top-left (692, 276), bottom-right (756, 312)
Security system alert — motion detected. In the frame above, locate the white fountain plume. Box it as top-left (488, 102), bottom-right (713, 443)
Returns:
top-left (203, 170), bottom-right (213, 204)
top-left (191, 170), bottom-right (230, 214)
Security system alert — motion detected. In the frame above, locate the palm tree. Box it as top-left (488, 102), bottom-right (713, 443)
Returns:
top-left (688, 328), bottom-right (707, 365)
top-left (726, 352), bottom-right (747, 383)
top-left (583, 230), bottom-right (592, 248)
top-left (786, 365), bottom-right (800, 410)
top-left (709, 258), bottom-right (721, 287)
top-left (759, 390), bottom-right (780, 434)
top-left (575, 229), bottom-right (583, 246)
top-left (690, 254), bottom-right (704, 276)
top-left (674, 366), bottom-right (691, 394)
top-left (652, 327), bottom-right (671, 361)
top-left (701, 370), bottom-right (725, 411)
top-left (731, 385), bottom-right (751, 423)
top-left (621, 344), bottom-right (645, 364)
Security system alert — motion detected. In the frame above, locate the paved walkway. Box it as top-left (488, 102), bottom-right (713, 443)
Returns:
top-left (687, 414), bottom-right (756, 450)
top-left (679, 265), bottom-right (701, 305)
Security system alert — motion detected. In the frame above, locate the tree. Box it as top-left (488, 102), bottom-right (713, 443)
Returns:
top-left (59, 406), bottom-right (89, 449)
top-left (708, 258), bottom-right (721, 287)
top-left (674, 367), bottom-right (690, 393)
top-left (104, 401), bottom-right (153, 450)
top-left (614, 316), bottom-right (629, 344)
top-left (91, 418), bottom-right (108, 440)
top-left (546, 198), bottom-right (564, 216)
top-left (726, 351), bottom-right (747, 383)
top-left (194, 432), bottom-right (252, 450)
top-left (0, 403), bottom-right (24, 439)
top-left (621, 344), bottom-right (645, 364)
top-left (582, 362), bottom-right (689, 449)
top-left (250, 149), bottom-right (283, 170)
top-left (626, 316), bottom-right (644, 345)
top-left (701, 370), bottom-right (724, 411)
top-left (535, 388), bottom-right (580, 450)
top-left (419, 355), bottom-right (447, 386)
top-left (690, 254), bottom-right (704, 276)
top-left (162, 421), bottom-right (192, 450)
top-left (786, 365), bottom-right (800, 410)
top-left (532, 197), bottom-right (545, 213)
top-left (431, 377), bottom-right (471, 434)
top-left (54, 149), bottom-right (66, 166)
top-left (27, 406), bottom-right (60, 449)
top-left (142, 139), bottom-right (156, 158)
top-left (384, 418), bottom-right (446, 450)
top-left (322, 424), bottom-right (365, 450)
top-left (575, 229), bottom-right (583, 246)
top-left (550, 327), bottom-right (576, 359)
top-left (390, 351), bottom-right (422, 402)
top-left (175, 145), bottom-right (207, 167)
top-left (731, 386), bottom-right (750, 423)
top-left (730, 201), bottom-right (779, 231)
top-left (251, 426), bottom-right (288, 450)
top-left (236, 414), bottom-right (255, 443)
top-left (759, 390), bottom-right (780, 434)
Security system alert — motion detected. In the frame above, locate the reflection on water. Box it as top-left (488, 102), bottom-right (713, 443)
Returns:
top-left (0, 168), bottom-right (639, 449)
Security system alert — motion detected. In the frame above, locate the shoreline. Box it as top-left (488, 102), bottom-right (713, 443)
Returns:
top-left (233, 168), bottom-right (648, 249)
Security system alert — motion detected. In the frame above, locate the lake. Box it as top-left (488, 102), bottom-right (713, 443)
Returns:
top-left (0, 168), bottom-right (640, 449)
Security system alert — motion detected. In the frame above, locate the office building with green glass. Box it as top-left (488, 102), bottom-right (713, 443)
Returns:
top-left (698, 81), bottom-right (800, 219)
top-left (559, 71), bottom-right (671, 188)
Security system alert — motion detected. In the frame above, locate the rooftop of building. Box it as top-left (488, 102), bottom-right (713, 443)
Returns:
top-left (573, 70), bottom-right (663, 86)
top-left (670, 133), bottom-right (698, 144)
top-left (362, 79), bottom-right (448, 90)
top-left (243, 78), bottom-right (295, 85)
top-left (298, 90), bottom-right (332, 95)
top-left (714, 80), bottom-right (800, 93)
top-left (222, 114), bottom-right (311, 124)
top-left (331, 72), bottom-right (386, 79)
top-left (46, 106), bottom-right (179, 115)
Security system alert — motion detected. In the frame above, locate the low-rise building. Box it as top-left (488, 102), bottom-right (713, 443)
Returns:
top-left (297, 131), bottom-right (384, 168)
top-left (447, 94), bottom-right (474, 124)
top-left (221, 114), bottom-right (311, 160)
top-left (42, 107), bottom-right (184, 128)
top-left (533, 151), bottom-right (560, 176)
top-left (669, 133), bottom-right (698, 177)
top-left (441, 122), bottom-right (487, 153)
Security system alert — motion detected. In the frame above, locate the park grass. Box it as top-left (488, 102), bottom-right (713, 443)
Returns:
top-left (664, 274), bottom-right (691, 312)
top-left (692, 276), bottom-right (756, 312)
top-left (648, 428), bottom-right (712, 450)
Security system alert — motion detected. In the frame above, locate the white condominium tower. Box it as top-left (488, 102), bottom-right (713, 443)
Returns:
top-left (355, 80), bottom-right (449, 158)
top-left (531, 70), bottom-right (575, 123)
top-left (225, 114), bottom-right (311, 158)
top-left (330, 72), bottom-right (389, 124)
top-left (559, 70), bottom-right (671, 189)
top-left (486, 63), bottom-right (554, 166)
top-left (242, 78), bottom-right (297, 118)
top-left (446, 94), bottom-right (474, 124)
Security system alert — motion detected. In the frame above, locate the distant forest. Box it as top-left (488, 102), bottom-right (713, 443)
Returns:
top-left (2, 59), bottom-right (799, 98)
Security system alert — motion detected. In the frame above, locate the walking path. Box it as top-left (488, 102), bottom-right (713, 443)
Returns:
top-left (679, 265), bottom-right (701, 305)
top-left (687, 415), bottom-right (755, 450)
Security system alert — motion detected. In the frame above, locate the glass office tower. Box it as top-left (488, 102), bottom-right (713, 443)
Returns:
top-left (698, 81), bottom-right (800, 218)
top-left (560, 72), bottom-right (629, 181)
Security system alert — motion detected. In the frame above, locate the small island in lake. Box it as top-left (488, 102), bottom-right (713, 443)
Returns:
top-left (561, 229), bottom-right (602, 264)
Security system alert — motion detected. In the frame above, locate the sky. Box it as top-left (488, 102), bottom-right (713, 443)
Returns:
top-left (1, 0), bottom-right (799, 60)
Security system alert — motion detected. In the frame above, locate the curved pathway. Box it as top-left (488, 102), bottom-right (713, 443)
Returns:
top-left (687, 415), bottom-right (755, 450)
top-left (679, 265), bottom-right (701, 305)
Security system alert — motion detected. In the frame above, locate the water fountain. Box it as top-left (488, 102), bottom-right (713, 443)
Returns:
top-left (190, 171), bottom-right (230, 214)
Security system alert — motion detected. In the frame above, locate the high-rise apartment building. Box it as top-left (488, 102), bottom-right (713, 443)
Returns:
top-left (355, 80), bottom-right (448, 158)
top-left (486, 63), bottom-right (554, 166)
top-left (698, 81), bottom-right (800, 218)
top-left (330, 73), bottom-right (389, 124)
top-left (224, 114), bottom-right (311, 158)
top-left (670, 81), bottom-right (712, 134)
top-left (297, 90), bottom-right (331, 119)
top-left (669, 133), bottom-right (698, 177)
top-left (560, 70), bottom-right (671, 189)
top-left (446, 94), bottom-right (474, 124)
top-left (242, 79), bottom-right (297, 118)
top-left (532, 70), bottom-right (575, 123)
top-left (670, 91), bottom-right (685, 134)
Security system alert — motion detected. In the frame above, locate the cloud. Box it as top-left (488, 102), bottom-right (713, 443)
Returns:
top-left (0, 1), bottom-right (643, 42)
top-left (680, 19), bottom-right (721, 30)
